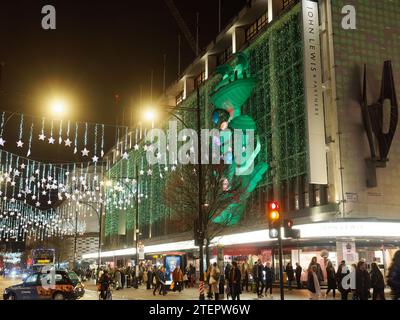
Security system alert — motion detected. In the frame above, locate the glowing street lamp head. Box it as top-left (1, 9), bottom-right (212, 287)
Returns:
top-left (144, 109), bottom-right (156, 122)
top-left (50, 99), bottom-right (66, 115)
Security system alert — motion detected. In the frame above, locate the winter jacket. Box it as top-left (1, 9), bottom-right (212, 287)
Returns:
top-left (229, 267), bottom-right (241, 286)
top-left (295, 266), bottom-right (302, 281)
top-left (264, 267), bottom-right (274, 283)
top-left (355, 269), bottom-right (371, 300)
top-left (370, 269), bottom-right (385, 291)
top-left (286, 265), bottom-right (295, 281)
top-left (388, 264), bottom-right (400, 299)
top-left (307, 271), bottom-right (317, 293)
top-left (326, 267), bottom-right (337, 289)
top-left (337, 265), bottom-right (350, 293)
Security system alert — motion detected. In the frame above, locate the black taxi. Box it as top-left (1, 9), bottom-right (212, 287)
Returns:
top-left (3, 270), bottom-right (85, 300)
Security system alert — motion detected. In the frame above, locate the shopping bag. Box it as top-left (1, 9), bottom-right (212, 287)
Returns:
top-left (170, 282), bottom-right (175, 290)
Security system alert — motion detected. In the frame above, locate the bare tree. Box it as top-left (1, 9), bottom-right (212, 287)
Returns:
top-left (163, 163), bottom-right (247, 266)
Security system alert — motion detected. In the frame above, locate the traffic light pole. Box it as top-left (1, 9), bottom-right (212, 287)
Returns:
top-left (196, 86), bottom-right (205, 301)
top-left (278, 228), bottom-right (285, 301)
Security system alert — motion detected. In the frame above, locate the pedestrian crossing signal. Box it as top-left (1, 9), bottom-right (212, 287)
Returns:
top-left (283, 219), bottom-right (300, 239)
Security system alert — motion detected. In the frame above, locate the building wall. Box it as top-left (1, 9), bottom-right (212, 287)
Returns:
top-left (64, 235), bottom-right (99, 262)
top-left (331, 0), bottom-right (400, 219)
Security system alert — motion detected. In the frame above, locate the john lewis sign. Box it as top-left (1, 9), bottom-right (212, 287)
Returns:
top-left (302, 0), bottom-right (328, 185)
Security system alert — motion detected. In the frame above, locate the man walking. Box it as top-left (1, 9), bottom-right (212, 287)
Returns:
top-left (295, 262), bottom-right (302, 289)
top-left (229, 261), bottom-right (241, 300)
top-left (264, 262), bottom-right (274, 299)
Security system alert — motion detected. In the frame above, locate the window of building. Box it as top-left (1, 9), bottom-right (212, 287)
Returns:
top-left (217, 46), bottom-right (233, 66)
top-left (194, 70), bottom-right (206, 88)
top-left (176, 91), bottom-right (184, 106)
top-left (245, 12), bottom-right (268, 42)
top-left (282, 0), bottom-right (297, 10)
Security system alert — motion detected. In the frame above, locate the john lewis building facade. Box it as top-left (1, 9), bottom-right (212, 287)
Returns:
top-left (85, 0), bottom-right (400, 269)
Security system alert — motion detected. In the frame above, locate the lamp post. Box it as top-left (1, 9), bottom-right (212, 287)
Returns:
top-left (73, 209), bottom-right (78, 270)
top-left (135, 163), bottom-right (140, 279)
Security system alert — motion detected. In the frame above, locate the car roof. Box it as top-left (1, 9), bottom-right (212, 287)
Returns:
top-left (32, 270), bottom-right (68, 276)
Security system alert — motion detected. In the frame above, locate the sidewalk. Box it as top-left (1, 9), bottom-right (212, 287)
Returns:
top-left (83, 282), bottom-right (327, 300)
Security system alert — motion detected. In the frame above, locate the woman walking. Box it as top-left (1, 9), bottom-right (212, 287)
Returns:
top-left (370, 263), bottom-right (385, 300)
top-left (326, 260), bottom-right (337, 299)
top-left (307, 265), bottom-right (321, 300)
top-left (354, 261), bottom-right (371, 300)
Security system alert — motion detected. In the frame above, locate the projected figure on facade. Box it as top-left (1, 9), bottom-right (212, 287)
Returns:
top-left (210, 52), bottom-right (269, 226)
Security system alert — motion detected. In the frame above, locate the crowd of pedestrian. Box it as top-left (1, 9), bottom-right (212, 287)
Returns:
top-left (305, 249), bottom-right (400, 301)
top-left (79, 249), bottom-right (400, 301)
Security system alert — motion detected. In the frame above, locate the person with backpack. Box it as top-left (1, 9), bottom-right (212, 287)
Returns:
top-left (388, 250), bottom-right (400, 300)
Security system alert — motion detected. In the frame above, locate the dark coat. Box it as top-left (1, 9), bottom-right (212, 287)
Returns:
top-left (309, 262), bottom-right (323, 283)
top-left (307, 271), bottom-right (317, 293)
top-left (370, 269), bottom-right (385, 291)
top-left (326, 267), bottom-right (337, 290)
top-left (225, 264), bottom-right (232, 282)
top-left (295, 266), bottom-right (302, 281)
top-left (337, 265), bottom-right (350, 293)
top-left (355, 269), bottom-right (371, 300)
top-left (264, 267), bottom-right (274, 283)
top-left (388, 264), bottom-right (400, 299)
top-left (286, 265), bottom-right (295, 281)
top-left (229, 267), bottom-right (241, 286)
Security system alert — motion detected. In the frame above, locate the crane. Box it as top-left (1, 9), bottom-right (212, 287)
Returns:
top-left (164, 0), bottom-right (197, 55)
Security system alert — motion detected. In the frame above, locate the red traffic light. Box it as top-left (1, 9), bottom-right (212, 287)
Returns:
top-left (269, 201), bottom-right (280, 211)
top-left (286, 219), bottom-right (294, 228)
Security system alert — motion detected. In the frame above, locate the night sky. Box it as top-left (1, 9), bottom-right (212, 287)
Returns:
top-left (0, 0), bottom-right (247, 128)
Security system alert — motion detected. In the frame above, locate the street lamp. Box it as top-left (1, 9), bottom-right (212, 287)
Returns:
top-left (144, 109), bottom-right (157, 122)
top-left (49, 98), bottom-right (67, 116)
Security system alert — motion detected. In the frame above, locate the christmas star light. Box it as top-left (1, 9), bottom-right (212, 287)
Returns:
top-left (81, 148), bottom-right (90, 156)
